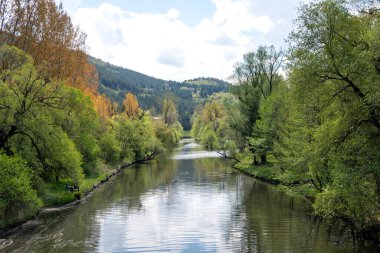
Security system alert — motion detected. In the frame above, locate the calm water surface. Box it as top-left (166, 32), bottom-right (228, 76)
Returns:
top-left (1, 139), bottom-right (377, 252)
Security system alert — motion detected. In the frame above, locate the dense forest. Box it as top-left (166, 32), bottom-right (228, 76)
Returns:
top-left (192, 0), bottom-right (380, 238)
top-left (90, 56), bottom-right (230, 130)
top-left (0, 0), bottom-right (182, 230)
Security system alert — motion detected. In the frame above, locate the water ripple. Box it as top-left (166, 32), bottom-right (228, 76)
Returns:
top-left (1, 140), bottom-right (374, 252)
top-left (171, 151), bottom-right (222, 160)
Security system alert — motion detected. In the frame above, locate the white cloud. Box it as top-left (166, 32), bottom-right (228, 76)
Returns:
top-left (166, 8), bottom-right (180, 20)
top-left (55, 0), bottom-right (81, 15)
top-left (70, 0), bottom-right (294, 81)
top-left (158, 48), bottom-right (185, 68)
top-left (211, 0), bottom-right (273, 34)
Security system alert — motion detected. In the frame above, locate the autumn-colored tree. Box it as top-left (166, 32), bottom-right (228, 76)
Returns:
top-left (0, 1), bottom-right (85, 78)
top-left (0, 0), bottom-right (110, 118)
top-left (65, 51), bottom-right (99, 94)
top-left (92, 94), bottom-right (115, 121)
top-left (0, 2), bottom-right (177, 230)
top-left (123, 92), bottom-right (140, 118)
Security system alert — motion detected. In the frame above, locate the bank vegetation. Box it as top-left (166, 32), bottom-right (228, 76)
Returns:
top-left (192, 0), bottom-right (380, 239)
top-left (0, 0), bottom-right (182, 230)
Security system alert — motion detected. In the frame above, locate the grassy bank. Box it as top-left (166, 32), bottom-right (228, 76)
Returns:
top-left (182, 130), bottom-right (192, 138)
top-left (39, 162), bottom-right (117, 207)
top-left (0, 161), bottom-right (132, 234)
top-left (233, 159), bottom-right (380, 241)
top-left (232, 155), bottom-right (319, 201)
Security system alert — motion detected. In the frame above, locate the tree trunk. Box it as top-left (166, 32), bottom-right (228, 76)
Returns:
top-left (261, 154), bottom-right (267, 164)
top-left (0, 126), bottom-right (18, 155)
top-left (253, 156), bottom-right (258, 165)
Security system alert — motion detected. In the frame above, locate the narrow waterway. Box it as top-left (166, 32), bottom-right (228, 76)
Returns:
top-left (1, 139), bottom-right (376, 252)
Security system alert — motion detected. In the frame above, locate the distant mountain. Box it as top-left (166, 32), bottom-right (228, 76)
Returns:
top-left (89, 57), bottom-right (230, 130)
top-left (185, 77), bottom-right (230, 86)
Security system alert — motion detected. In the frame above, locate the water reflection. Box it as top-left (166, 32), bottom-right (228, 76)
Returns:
top-left (1, 140), bottom-right (377, 252)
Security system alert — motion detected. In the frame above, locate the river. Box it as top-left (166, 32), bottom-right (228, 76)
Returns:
top-left (0, 139), bottom-right (377, 252)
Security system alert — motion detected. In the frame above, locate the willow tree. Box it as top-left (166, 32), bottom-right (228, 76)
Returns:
top-left (0, 45), bottom-right (83, 182)
top-left (232, 45), bottom-right (284, 163)
top-left (286, 0), bottom-right (380, 227)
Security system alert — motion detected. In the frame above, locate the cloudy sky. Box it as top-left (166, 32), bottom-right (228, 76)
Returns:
top-left (56, 0), bottom-right (305, 81)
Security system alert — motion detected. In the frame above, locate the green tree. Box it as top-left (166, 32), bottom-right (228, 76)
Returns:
top-left (59, 88), bottom-right (101, 174)
top-left (99, 128), bottom-right (121, 165)
top-left (0, 45), bottom-right (83, 182)
top-left (162, 97), bottom-right (178, 125)
top-left (231, 45), bottom-right (284, 163)
top-left (154, 119), bottom-right (182, 148)
top-left (249, 82), bottom-right (288, 164)
top-left (115, 114), bottom-right (163, 163)
top-left (286, 0), bottom-right (380, 226)
top-left (191, 93), bottom-right (241, 152)
top-left (0, 153), bottom-right (42, 227)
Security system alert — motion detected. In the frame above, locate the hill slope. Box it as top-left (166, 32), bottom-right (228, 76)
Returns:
top-left (89, 57), bottom-right (230, 129)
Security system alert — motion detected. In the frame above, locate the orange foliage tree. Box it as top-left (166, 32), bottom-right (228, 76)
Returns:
top-left (123, 93), bottom-right (140, 118)
top-left (0, 0), bottom-right (113, 120)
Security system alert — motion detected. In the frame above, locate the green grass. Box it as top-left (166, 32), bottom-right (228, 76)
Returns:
top-left (39, 181), bottom-right (78, 206)
top-left (182, 130), bottom-right (192, 138)
top-left (233, 159), bottom-right (318, 200)
top-left (277, 184), bottom-right (318, 199)
top-left (1, 161), bottom-right (124, 231)
top-left (234, 162), bottom-right (279, 182)
top-left (40, 161), bottom-right (118, 207)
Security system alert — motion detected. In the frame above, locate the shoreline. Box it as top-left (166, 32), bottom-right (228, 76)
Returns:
top-left (230, 160), bottom-right (380, 243)
top-left (0, 157), bottom-right (154, 238)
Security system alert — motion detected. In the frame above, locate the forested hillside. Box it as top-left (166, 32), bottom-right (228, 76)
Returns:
top-left (90, 57), bottom-right (230, 130)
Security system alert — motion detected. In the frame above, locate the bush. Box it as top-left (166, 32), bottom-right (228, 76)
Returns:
top-left (200, 125), bottom-right (217, 149)
top-left (0, 153), bottom-right (42, 228)
top-left (99, 129), bottom-right (121, 165)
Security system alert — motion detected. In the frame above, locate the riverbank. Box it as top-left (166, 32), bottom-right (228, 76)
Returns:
top-left (232, 161), bottom-right (318, 200)
top-left (231, 159), bottom-right (380, 242)
top-left (4, 138), bottom-right (373, 252)
top-left (0, 155), bottom-right (155, 237)
top-left (181, 130), bottom-right (192, 138)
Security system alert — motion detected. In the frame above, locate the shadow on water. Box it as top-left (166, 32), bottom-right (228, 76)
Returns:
top-left (1, 139), bottom-right (378, 252)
